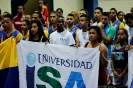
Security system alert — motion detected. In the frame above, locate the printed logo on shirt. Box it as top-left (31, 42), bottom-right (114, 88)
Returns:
top-left (15, 22), bottom-right (22, 25)
top-left (84, 37), bottom-right (89, 40)
top-left (60, 38), bottom-right (66, 41)
top-left (112, 52), bottom-right (125, 60)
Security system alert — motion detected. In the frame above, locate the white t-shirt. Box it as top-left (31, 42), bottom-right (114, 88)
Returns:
top-left (93, 22), bottom-right (102, 26)
top-left (125, 25), bottom-right (133, 44)
top-left (50, 29), bottom-right (75, 46)
top-left (77, 30), bottom-right (89, 46)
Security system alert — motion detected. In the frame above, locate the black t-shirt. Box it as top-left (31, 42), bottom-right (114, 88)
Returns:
top-left (112, 44), bottom-right (128, 72)
top-left (30, 35), bottom-right (49, 42)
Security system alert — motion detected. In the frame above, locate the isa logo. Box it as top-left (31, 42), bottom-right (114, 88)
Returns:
top-left (26, 52), bottom-right (36, 67)
top-left (26, 52), bottom-right (36, 88)
top-left (130, 78), bottom-right (133, 88)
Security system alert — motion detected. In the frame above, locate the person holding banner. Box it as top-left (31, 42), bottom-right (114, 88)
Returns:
top-left (49, 16), bottom-right (75, 46)
top-left (111, 28), bottom-right (128, 86)
top-left (28, 19), bottom-right (48, 42)
top-left (84, 26), bottom-right (108, 86)
top-left (0, 14), bottom-right (22, 43)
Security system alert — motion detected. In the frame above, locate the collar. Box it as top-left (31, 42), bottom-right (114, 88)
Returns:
top-left (6, 29), bottom-right (15, 37)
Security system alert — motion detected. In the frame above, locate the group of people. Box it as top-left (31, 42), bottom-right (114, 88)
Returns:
top-left (0, 0), bottom-right (133, 87)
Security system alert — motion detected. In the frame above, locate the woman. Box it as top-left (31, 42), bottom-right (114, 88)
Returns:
top-left (28, 19), bottom-right (48, 42)
top-left (71, 11), bottom-right (81, 29)
top-left (84, 26), bottom-right (108, 86)
top-left (117, 11), bottom-right (125, 23)
top-left (111, 28), bottom-right (128, 86)
top-left (21, 19), bottom-right (30, 40)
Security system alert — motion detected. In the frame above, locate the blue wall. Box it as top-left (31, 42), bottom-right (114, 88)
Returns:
top-left (11, 0), bottom-right (28, 17)
top-left (83, 0), bottom-right (98, 18)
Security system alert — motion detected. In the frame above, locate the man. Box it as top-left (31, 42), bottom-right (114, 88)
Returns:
top-left (78, 9), bottom-right (89, 28)
top-left (76, 14), bottom-right (90, 47)
top-left (48, 11), bottom-right (58, 35)
top-left (109, 8), bottom-right (125, 41)
top-left (100, 12), bottom-right (116, 84)
top-left (1, 14), bottom-right (22, 43)
top-left (14, 5), bottom-right (26, 33)
top-left (31, 12), bottom-right (49, 38)
top-left (38, 0), bottom-right (49, 28)
top-left (66, 13), bottom-right (80, 40)
top-left (79, 9), bottom-right (88, 16)
top-left (49, 16), bottom-right (75, 46)
top-left (25, 15), bottom-right (31, 21)
top-left (124, 13), bottom-right (133, 44)
top-left (93, 7), bottom-right (103, 26)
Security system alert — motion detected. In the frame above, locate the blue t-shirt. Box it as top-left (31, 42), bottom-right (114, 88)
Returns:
top-left (76, 24), bottom-right (82, 30)
top-left (48, 26), bottom-right (57, 35)
top-left (69, 26), bottom-right (79, 38)
top-left (109, 20), bottom-right (121, 40)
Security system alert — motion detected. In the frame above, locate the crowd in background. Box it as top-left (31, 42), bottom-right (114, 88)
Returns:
top-left (1, 0), bottom-right (133, 87)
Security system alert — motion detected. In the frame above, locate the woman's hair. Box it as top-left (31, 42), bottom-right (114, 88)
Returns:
top-left (22, 19), bottom-right (31, 26)
top-left (71, 11), bottom-right (80, 25)
top-left (118, 28), bottom-right (128, 43)
top-left (56, 8), bottom-right (63, 14)
top-left (117, 11), bottom-right (125, 17)
top-left (88, 26), bottom-right (102, 42)
top-left (29, 19), bottom-right (44, 41)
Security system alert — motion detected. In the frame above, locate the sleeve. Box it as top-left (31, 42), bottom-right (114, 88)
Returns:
top-left (49, 34), bottom-right (53, 44)
top-left (16, 33), bottom-right (23, 42)
top-left (75, 29), bottom-right (80, 42)
top-left (108, 27), bottom-right (116, 39)
top-left (44, 29), bottom-right (49, 38)
top-left (119, 22), bottom-right (125, 29)
top-left (42, 7), bottom-right (48, 21)
top-left (68, 33), bottom-right (75, 45)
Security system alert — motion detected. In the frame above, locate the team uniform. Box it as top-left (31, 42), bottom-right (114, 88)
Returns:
top-left (109, 20), bottom-right (125, 41)
top-left (76, 24), bottom-right (82, 29)
top-left (67, 26), bottom-right (80, 39)
top-left (43, 26), bottom-right (49, 38)
top-left (112, 43), bottom-right (128, 86)
top-left (0, 29), bottom-right (22, 43)
top-left (14, 14), bottom-right (26, 33)
top-left (22, 30), bottom-right (29, 40)
top-left (40, 5), bottom-right (49, 28)
top-left (49, 29), bottom-right (75, 46)
top-left (48, 25), bottom-right (57, 35)
top-left (76, 30), bottom-right (89, 46)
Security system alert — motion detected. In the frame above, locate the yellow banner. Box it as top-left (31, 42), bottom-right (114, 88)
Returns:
top-left (0, 37), bottom-right (18, 70)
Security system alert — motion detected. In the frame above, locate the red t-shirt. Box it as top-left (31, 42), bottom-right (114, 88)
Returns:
top-left (40, 5), bottom-right (49, 28)
top-left (13, 14), bottom-right (26, 33)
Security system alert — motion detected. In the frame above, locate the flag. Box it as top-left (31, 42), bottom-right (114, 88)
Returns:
top-left (0, 37), bottom-right (19, 88)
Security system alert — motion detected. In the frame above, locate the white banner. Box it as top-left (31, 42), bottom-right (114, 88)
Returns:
top-left (128, 50), bottom-right (133, 88)
top-left (17, 40), bottom-right (100, 88)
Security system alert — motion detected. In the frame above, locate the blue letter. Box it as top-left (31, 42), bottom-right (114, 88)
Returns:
top-left (65, 71), bottom-right (86, 88)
